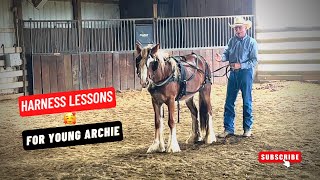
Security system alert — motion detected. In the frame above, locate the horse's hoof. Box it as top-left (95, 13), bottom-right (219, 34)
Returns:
top-left (186, 135), bottom-right (202, 144)
top-left (166, 143), bottom-right (181, 153)
top-left (146, 142), bottom-right (165, 153)
top-left (205, 134), bottom-right (217, 144)
top-left (166, 147), bottom-right (181, 153)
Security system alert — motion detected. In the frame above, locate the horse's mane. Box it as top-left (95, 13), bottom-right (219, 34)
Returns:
top-left (141, 45), bottom-right (179, 78)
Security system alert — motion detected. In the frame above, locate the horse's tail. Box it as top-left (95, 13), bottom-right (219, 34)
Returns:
top-left (199, 92), bottom-right (208, 132)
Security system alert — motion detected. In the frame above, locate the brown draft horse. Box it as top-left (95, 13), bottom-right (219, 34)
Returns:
top-left (135, 43), bottom-right (216, 153)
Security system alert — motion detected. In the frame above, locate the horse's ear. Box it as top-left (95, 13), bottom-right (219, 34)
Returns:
top-left (136, 43), bottom-right (142, 54)
top-left (151, 44), bottom-right (160, 55)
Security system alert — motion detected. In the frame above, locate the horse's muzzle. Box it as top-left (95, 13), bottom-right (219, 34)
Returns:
top-left (141, 79), bottom-right (149, 88)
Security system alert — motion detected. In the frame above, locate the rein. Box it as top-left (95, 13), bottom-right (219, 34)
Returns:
top-left (212, 64), bottom-right (231, 80)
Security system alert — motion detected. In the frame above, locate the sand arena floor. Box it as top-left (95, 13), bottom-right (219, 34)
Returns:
top-left (0, 81), bottom-right (319, 179)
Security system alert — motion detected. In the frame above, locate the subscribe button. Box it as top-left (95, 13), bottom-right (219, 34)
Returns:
top-left (258, 151), bottom-right (302, 163)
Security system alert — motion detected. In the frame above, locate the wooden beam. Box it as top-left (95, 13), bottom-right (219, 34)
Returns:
top-left (71, 0), bottom-right (119, 4)
top-left (0, 81), bottom-right (28, 90)
top-left (0, 28), bottom-right (15, 33)
top-left (0, 70), bottom-right (27, 78)
top-left (72, 0), bottom-right (81, 20)
top-left (12, 0), bottom-right (22, 48)
top-left (153, 0), bottom-right (157, 18)
top-left (0, 47), bottom-right (22, 55)
top-left (32, 0), bottom-right (49, 8)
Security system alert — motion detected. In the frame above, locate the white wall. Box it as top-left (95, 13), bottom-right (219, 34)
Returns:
top-left (21, 0), bottom-right (120, 20)
top-left (81, 2), bottom-right (120, 20)
top-left (22, 0), bottom-right (73, 20)
top-left (256, 0), bottom-right (320, 29)
top-left (0, 0), bottom-right (15, 47)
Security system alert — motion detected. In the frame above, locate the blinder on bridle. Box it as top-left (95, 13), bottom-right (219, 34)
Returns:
top-left (151, 60), bottom-right (159, 71)
top-left (135, 48), bottom-right (159, 77)
top-left (135, 54), bottom-right (142, 77)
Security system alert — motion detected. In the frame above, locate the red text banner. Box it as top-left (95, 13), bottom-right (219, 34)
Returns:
top-left (19, 87), bottom-right (116, 117)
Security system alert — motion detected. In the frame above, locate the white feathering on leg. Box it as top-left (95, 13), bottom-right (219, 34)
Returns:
top-left (166, 127), bottom-right (181, 153)
top-left (205, 114), bottom-right (216, 144)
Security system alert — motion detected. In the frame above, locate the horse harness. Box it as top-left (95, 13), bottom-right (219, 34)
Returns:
top-left (147, 53), bottom-right (212, 102)
top-left (136, 52), bottom-right (212, 123)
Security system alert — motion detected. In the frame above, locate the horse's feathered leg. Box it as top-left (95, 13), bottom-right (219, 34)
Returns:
top-left (166, 99), bottom-right (181, 153)
top-left (199, 85), bottom-right (216, 144)
top-left (147, 100), bottom-right (165, 153)
top-left (185, 96), bottom-right (202, 144)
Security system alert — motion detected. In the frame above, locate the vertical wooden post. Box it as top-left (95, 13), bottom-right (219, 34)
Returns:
top-left (72, 0), bottom-right (82, 21)
top-left (12, 0), bottom-right (28, 95)
top-left (153, 0), bottom-right (158, 18)
top-left (72, 0), bottom-right (83, 89)
top-left (12, 0), bottom-right (23, 48)
top-left (153, 0), bottom-right (158, 45)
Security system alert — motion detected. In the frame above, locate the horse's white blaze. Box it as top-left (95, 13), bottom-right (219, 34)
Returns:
top-left (146, 56), bottom-right (154, 67)
top-left (140, 65), bottom-right (148, 84)
top-left (205, 114), bottom-right (216, 144)
top-left (140, 57), bottom-right (155, 85)
top-left (166, 127), bottom-right (181, 153)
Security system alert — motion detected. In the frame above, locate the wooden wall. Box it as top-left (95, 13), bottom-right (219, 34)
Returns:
top-left (30, 48), bottom-right (228, 94)
top-left (30, 52), bottom-right (140, 95)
